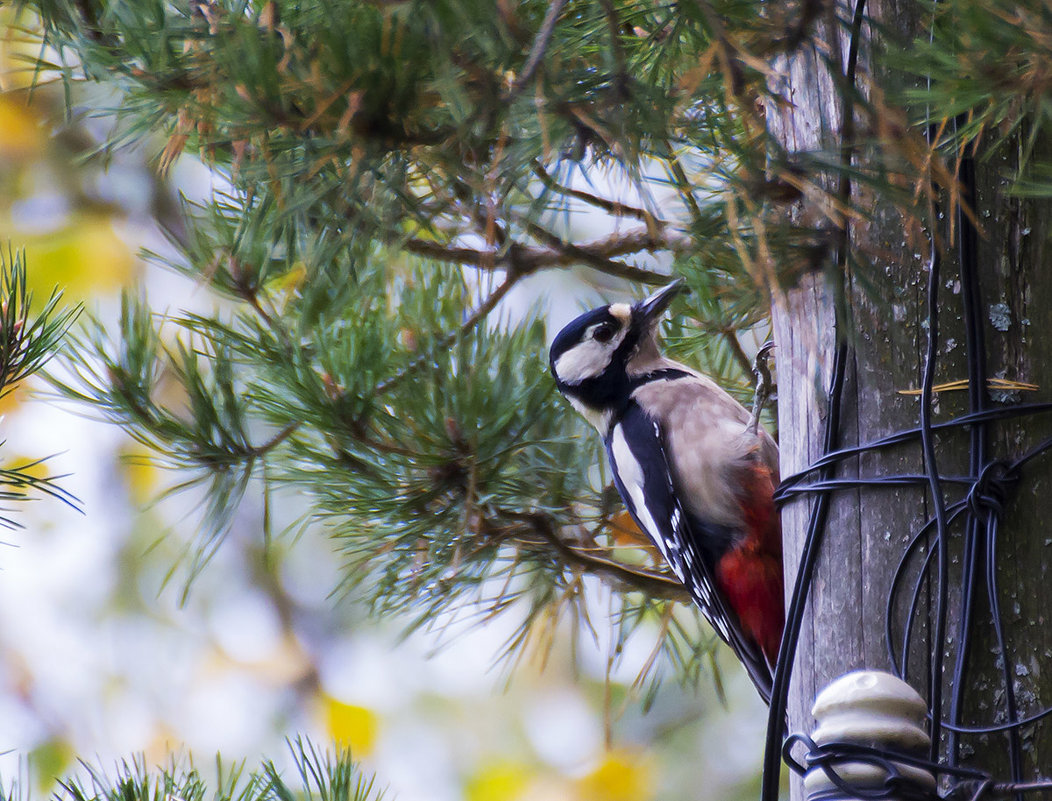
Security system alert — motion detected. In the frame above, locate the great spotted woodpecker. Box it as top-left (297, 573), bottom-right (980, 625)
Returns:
top-left (548, 280), bottom-right (783, 702)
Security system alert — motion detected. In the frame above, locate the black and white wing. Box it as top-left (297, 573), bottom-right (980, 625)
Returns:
top-left (605, 402), bottom-right (773, 702)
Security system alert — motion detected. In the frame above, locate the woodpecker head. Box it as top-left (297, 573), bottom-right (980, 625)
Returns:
top-left (549, 280), bottom-right (688, 422)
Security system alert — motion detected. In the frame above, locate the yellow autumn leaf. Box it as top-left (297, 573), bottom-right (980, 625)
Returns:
top-left (29, 737), bottom-right (74, 793)
top-left (0, 93), bottom-right (42, 158)
top-left (608, 509), bottom-right (651, 548)
top-left (144, 723), bottom-right (181, 765)
top-left (0, 10), bottom-right (52, 92)
top-left (321, 696), bottom-right (379, 756)
top-left (573, 751), bottom-right (654, 801)
top-left (0, 380), bottom-right (24, 414)
top-left (465, 760), bottom-right (532, 801)
top-left (263, 261), bottom-right (307, 307)
top-left (17, 215), bottom-right (136, 307)
top-left (4, 451), bottom-right (54, 482)
top-left (119, 443), bottom-right (161, 506)
top-left (251, 632), bottom-right (315, 684)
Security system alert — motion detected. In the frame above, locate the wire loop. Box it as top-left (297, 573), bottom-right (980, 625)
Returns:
top-left (964, 461), bottom-right (1018, 519)
top-left (781, 738), bottom-right (1052, 801)
top-left (782, 736), bottom-right (940, 801)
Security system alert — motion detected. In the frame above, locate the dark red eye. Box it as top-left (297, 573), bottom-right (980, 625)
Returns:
top-left (593, 323), bottom-right (616, 343)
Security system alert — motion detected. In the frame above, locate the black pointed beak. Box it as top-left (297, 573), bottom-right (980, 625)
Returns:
top-left (634, 279), bottom-right (689, 328)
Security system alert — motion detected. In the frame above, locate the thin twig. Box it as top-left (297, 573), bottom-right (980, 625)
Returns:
top-left (249, 420), bottom-right (301, 457)
top-left (664, 142), bottom-right (704, 225)
top-left (595, 0), bottom-right (630, 93)
top-left (403, 239), bottom-right (495, 265)
top-left (405, 226), bottom-right (682, 286)
top-left (509, 511), bottom-right (690, 601)
top-left (689, 0), bottom-right (745, 95)
top-left (722, 328), bottom-right (755, 377)
top-left (518, 218), bottom-right (681, 285)
top-left (531, 161), bottom-right (659, 225)
top-left (631, 603), bottom-right (676, 692)
top-left (505, 0), bottom-right (569, 103)
top-left (373, 273), bottom-right (521, 396)
top-left (451, 178), bottom-right (509, 248)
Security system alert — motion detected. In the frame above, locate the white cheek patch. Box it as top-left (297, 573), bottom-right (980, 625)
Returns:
top-left (552, 327), bottom-right (626, 384)
top-left (554, 339), bottom-right (606, 383)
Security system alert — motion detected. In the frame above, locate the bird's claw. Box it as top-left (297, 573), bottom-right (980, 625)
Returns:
top-left (748, 340), bottom-right (775, 435)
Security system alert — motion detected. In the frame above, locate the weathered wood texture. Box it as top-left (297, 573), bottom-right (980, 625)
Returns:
top-left (766, 0), bottom-right (1052, 795)
top-left (956, 124), bottom-right (1052, 778)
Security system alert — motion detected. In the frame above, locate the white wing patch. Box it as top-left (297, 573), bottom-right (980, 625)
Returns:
top-left (609, 419), bottom-right (729, 642)
top-left (609, 423), bottom-right (679, 574)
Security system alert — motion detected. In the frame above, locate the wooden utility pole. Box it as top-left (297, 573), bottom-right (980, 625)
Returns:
top-left (766, 1), bottom-right (1052, 798)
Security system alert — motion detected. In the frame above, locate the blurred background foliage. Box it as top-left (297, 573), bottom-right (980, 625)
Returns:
top-left (4, 0), bottom-right (1052, 799)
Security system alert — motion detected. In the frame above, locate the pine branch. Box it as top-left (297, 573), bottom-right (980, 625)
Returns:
top-left (16, 0), bottom-right (882, 696)
top-left (0, 250), bottom-right (82, 524)
top-left (504, 510), bottom-right (690, 602)
top-left (515, 221), bottom-right (682, 284)
top-left (505, 0), bottom-right (569, 103)
top-left (721, 328), bottom-right (755, 378)
top-left (0, 249), bottom-right (81, 397)
top-left (372, 272), bottom-right (521, 396)
top-left (402, 227), bottom-right (683, 284)
top-left (401, 239), bottom-right (494, 266)
top-left (58, 739), bottom-right (385, 801)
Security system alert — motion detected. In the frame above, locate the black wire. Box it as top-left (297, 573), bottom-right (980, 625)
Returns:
top-left (937, 703), bottom-right (1052, 735)
top-left (760, 342), bottom-right (849, 801)
top-left (775, 403), bottom-right (1052, 501)
top-left (770, 170), bottom-right (1052, 800)
top-left (890, 504), bottom-right (968, 678)
top-left (948, 128), bottom-right (990, 784)
top-left (919, 192), bottom-right (950, 760)
top-left (984, 512), bottom-right (1024, 795)
top-left (781, 737), bottom-right (1052, 801)
top-left (782, 475), bottom-right (976, 495)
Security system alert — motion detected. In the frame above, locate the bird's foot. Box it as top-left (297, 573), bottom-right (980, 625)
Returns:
top-left (748, 340), bottom-right (775, 435)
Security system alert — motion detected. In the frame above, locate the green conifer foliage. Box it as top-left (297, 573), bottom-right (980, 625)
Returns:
top-left (19, 0), bottom-right (1052, 692)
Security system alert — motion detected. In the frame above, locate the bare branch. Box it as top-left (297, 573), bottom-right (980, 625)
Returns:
top-left (518, 219), bottom-right (682, 285)
top-left (403, 239), bottom-right (494, 265)
top-left (531, 161), bottom-right (660, 225)
top-left (722, 327), bottom-right (755, 377)
top-left (507, 511), bottom-right (689, 602)
top-left (664, 144), bottom-right (705, 226)
top-left (595, 0), bottom-right (629, 92)
top-left (403, 225), bottom-right (686, 287)
top-left (248, 421), bottom-right (300, 458)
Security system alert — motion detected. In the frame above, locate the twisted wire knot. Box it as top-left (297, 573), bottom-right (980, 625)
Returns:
top-left (965, 460), bottom-right (1019, 518)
